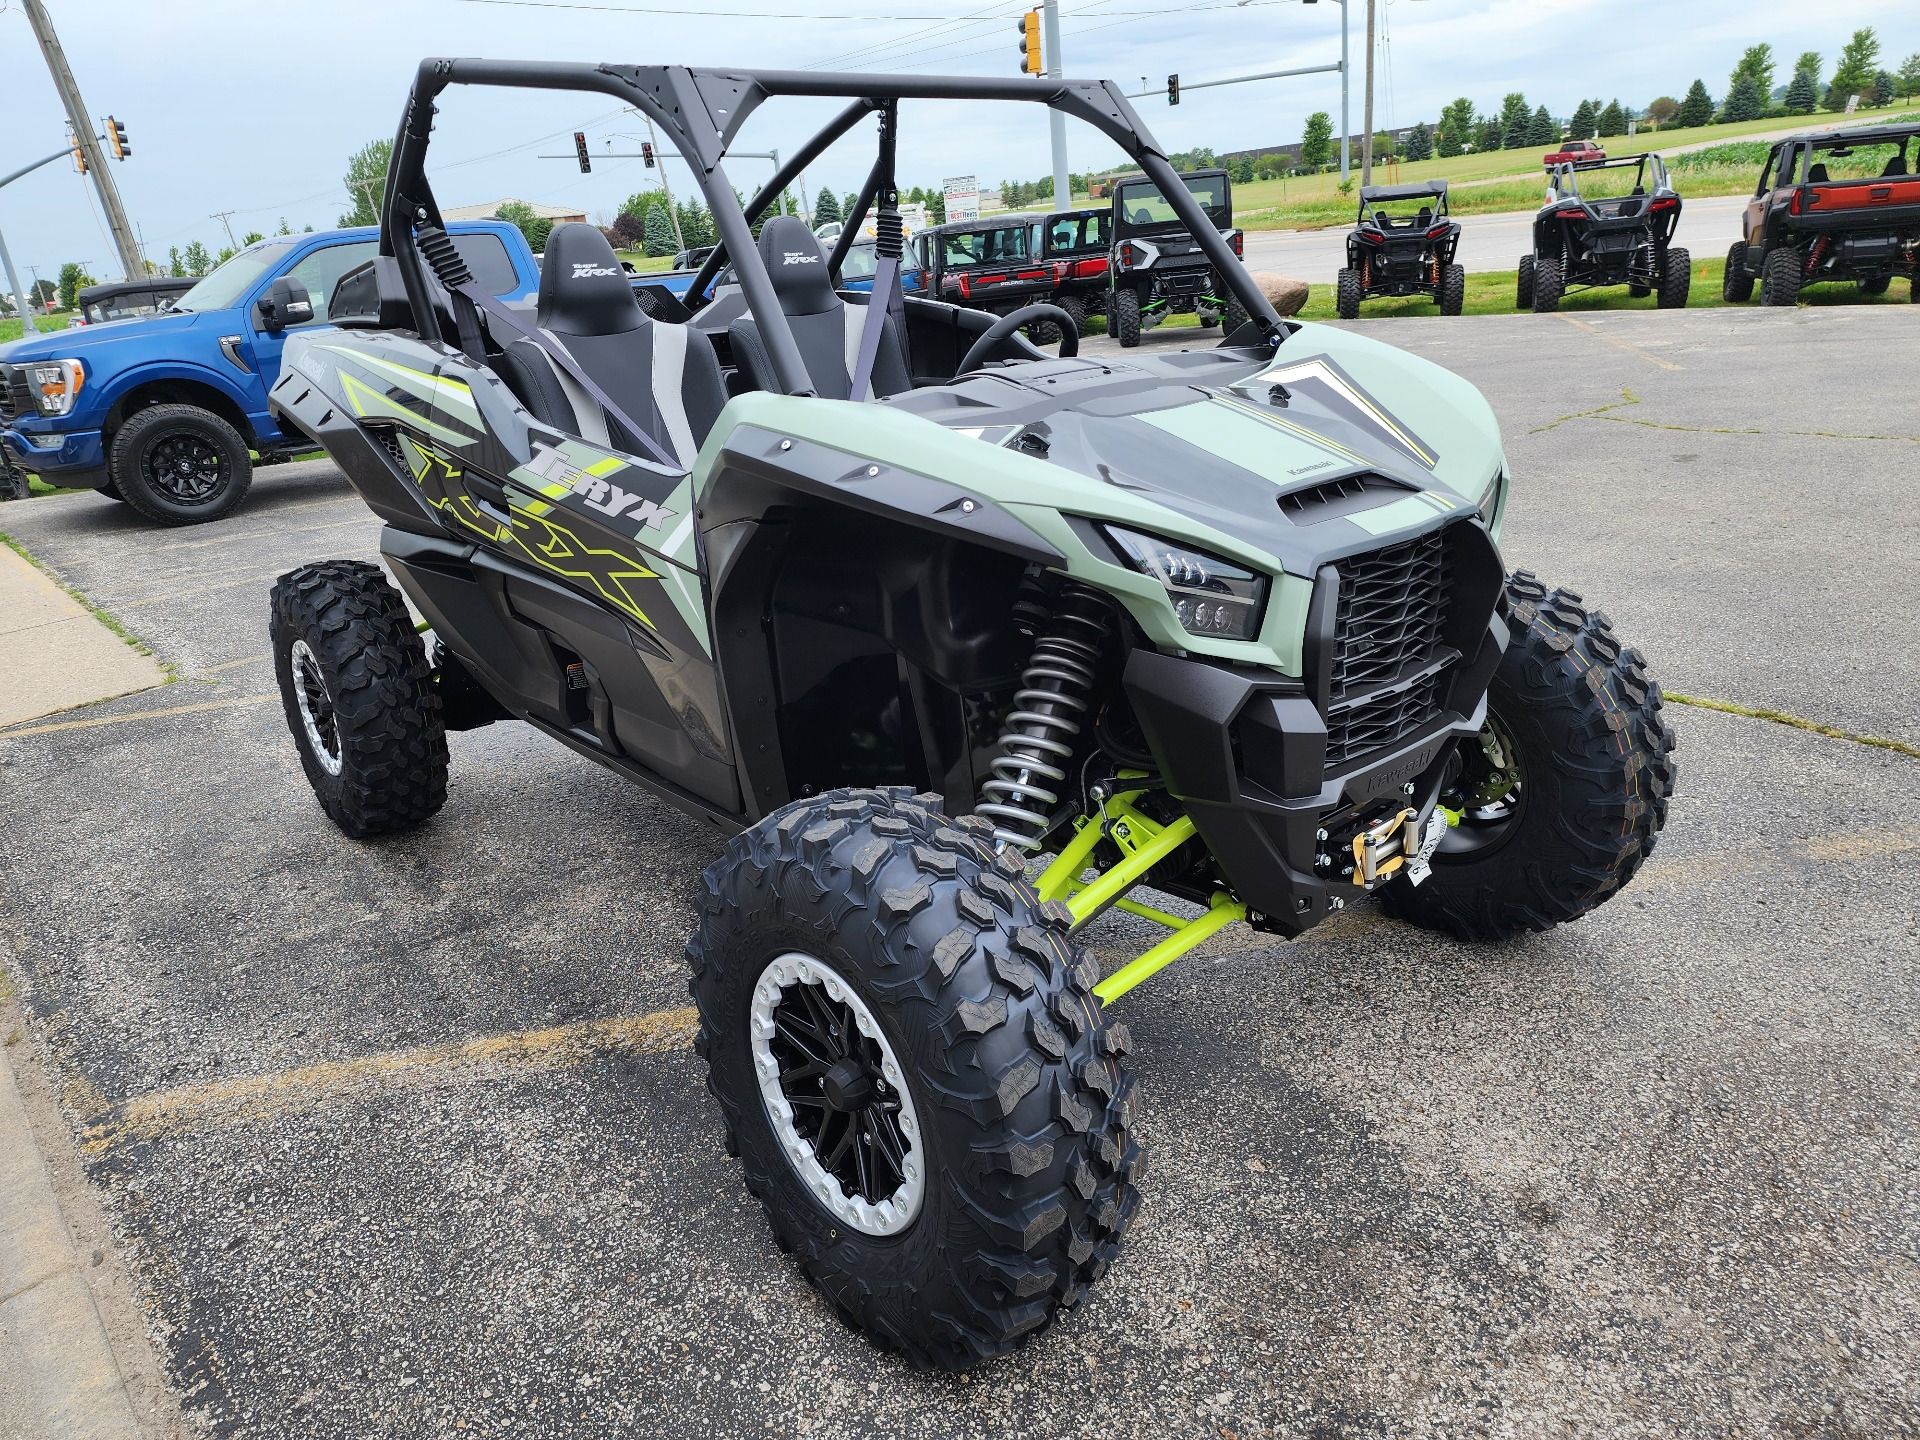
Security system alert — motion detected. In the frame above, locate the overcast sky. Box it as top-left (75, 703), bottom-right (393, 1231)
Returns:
top-left (0, 0), bottom-right (1910, 282)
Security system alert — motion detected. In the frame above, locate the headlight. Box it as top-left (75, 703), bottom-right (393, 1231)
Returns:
top-left (1476, 470), bottom-right (1503, 526)
top-left (26, 359), bottom-right (85, 416)
top-left (1102, 525), bottom-right (1268, 642)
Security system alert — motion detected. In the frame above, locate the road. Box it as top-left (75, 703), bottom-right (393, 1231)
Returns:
top-left (1243, 194), bottom-right (1749, 285)
top-left (0, 307), bottom-right (1917, 1438)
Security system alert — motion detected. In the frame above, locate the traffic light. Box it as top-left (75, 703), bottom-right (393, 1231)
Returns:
top-left (106, 117), bottom-right (130, 160)
top-left (642, 141), bottom-right (655, 168)
top-left (1017, 9), bottom-right (1042, 76)
top-left (573, 130), bottom-right (591, 173)
top-left (69, 132), bottom-right (87, 174)
top-left (1167, 74), bottom-right (1180, 106)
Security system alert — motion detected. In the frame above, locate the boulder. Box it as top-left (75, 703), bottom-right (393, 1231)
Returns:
top-left (1248, 270), bottom-right (1309, 316)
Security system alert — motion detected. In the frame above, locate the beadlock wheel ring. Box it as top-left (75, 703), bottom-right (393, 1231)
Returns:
top-left (750, 951), bottom-right (925, 1237)
top-left (289, 638), bottom-right (344, 776)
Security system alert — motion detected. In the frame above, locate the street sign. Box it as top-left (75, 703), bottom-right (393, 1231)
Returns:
top-left (942, 175), bottom-right (980, 223)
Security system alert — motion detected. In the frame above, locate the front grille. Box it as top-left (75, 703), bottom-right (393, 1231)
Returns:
top-left (1324, 525), bottom-right (1456, 768)
top-left (0, 366), bottom-right (29, 425)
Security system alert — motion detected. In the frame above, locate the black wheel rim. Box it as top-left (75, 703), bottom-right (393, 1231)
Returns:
top-left (769, 981), bottom-right (910, 1205)
top-left (1435, 712), bottom-right (1525, 859)
top-left (145, 432), bottom-right (224, 505)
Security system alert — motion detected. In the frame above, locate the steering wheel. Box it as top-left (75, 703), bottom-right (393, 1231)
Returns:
top-left (957, 304), bottom-right (1079, 375)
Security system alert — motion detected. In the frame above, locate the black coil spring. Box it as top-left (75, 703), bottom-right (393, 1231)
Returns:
top-left (873, 207), bottom-right (905, 259)
top-left (977, 586), bottom-right (1110, 851)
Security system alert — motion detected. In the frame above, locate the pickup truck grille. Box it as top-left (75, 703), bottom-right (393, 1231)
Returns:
top-left (1323, 525), bottom-right (1457, 769)
top-left (0, 365), bottom-right (28, 425)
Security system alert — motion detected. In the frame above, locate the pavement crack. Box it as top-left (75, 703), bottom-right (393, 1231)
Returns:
top-left (1531, 387), bottom-right (1920, 444)
top-left (1667, 691), bottom-right (1920, 760)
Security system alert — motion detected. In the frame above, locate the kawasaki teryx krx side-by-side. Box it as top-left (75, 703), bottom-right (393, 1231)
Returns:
top-left (1107, 167), bottom-right (1249, 345)
top-left (267, 59), bottom-right (1675, 1371)
top-left (1520, 152), bottom-right (1690, 312)
top-left (1335, 181), bottom-right (1465, 318)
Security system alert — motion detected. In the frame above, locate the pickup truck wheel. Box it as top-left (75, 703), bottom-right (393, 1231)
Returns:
top-left (1858, 276), bottom-right (1890, 297)
top-left (1112, 287), bottom-right (1143, 347)
top-left (1381, 572), bottom-right (1676, 942)
top-left (1335, 267), bottom-right (1362, 320)
top-left (1530, 256), bottom-right (1564, 313)
top-left (1722, 242), bottom-right (1754, 302)
top-left (1516, 255), bottom-right (1535, 309)
top-left (268, 559), bottom-right (448, 838)
top-left (109, 404), bottom-right (253, 526)
top-left (1760, 246), bottom-right (1803, 307)
top-left (1438, 263), bottom-right (1466, 316)
top-left (689, 788), bottom-right (1141, 1370)
top-left (94, 474), bottom-right (127, 503)
top-left (1656, 247), bottom-right (1690, 309)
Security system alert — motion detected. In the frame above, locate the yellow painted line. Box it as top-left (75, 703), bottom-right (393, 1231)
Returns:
top-left (82, 1005), bottom-right (700, 1153)
top-left (1554, 313), bottom-right (1683, 372)
top-left (0, 694), bottom-right (274, 739)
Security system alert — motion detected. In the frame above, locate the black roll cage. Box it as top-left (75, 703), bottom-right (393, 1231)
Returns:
top-left (380, 59), bottom-right (1283, 397)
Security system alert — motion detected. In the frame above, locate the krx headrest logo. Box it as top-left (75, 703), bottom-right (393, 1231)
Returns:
top-left (781, 251), bottom-right (821, 266)
top-left (571, 263), bottom-right (620, 279)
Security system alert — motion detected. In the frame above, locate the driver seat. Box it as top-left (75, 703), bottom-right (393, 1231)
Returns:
top-left (495, 224), bottom-right (726, 468)
top-left (727, 217), bottom-right (910, 401)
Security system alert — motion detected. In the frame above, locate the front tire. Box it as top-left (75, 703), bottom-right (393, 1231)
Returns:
top-left (1858, 276), bottom-right (1890, 297)
top-left (1112, 286), bottom-right (1143, 347)
top-left (1531, 256), bottom-right (1564, 312)
top-left (1335, 266), bottom-right (1362, 320)
top-left (269, 560), bottom-right (448, 838)
top-left (108, 403), bottom-right (253, 526)
top-left (1723, 241), bottom-right (1754, 302)
top-left (1516, 254), bottom-right (1535, 310)
top-left (1761, 245), bottom-right (1803, 307)
top-left (1656, 246), bottom-right (1691, 309)
top-left (1438, 263), bottom-right (1466, 316)
top-left (689, 788), bottom-right (1142, 1371)
top-left (1381, 572), bottom-right (1676, 942)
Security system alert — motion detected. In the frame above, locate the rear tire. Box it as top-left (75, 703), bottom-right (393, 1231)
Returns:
top-left (269, 560), bottom-right (448, 838)
top-left (1516, 255), bottom-right (1535, 310)
top-left (1438, 263), bottom-right (1466, 316)
top-left (1722, 241), bottom-right (1754, 302)
top-left (1335, 266), bottom-right (1362, 320)
top-left (1761, 245), bottom-right (1803, 307)
top-left (108, 403), bottom-right (253, 527)
top-left (1656, 246), bottom-right (1690, 309)
top-left (689, 788), bottom-right (1142, 1371)
top-left (1531, 256), bottom-right (1564, 313)
top-left (1054, 293), bottom-right (1087, 340)
top-left (1223, 294), bottom-right (1251, 336)
top-left (1858, 276), bottom-right (1890, 297)
top-left (1112, 287), bottom-right (1143, 347)
top-left (1381, 572), bottom-right (1676, 942)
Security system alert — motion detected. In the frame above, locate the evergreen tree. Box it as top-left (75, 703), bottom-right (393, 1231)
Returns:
top-left (1526, 106), bottom-right (1555, 147)
top-left (1785, 68), bottom-right (1818, 114)
top-left (842, 192), bottom-right (859, 221)
top-left (276, 217), bottom-right (292, 236)
top-left (1568, 99), bottom-right (1597, 139)
top-left (1724, 73), bottom-right (1763, 122)
top-left (1499, 92), bottom-right (1531, 148)
top-left (812, 189), bottom-right (841, 228)
top-left (1677, 79), bottom-right (1714, 128)
top-left (1729, 44), bottom-right (1775, 106)
top-left (1828, 27), bottom-right (1880, 106)
top-left (642, 205), bottom-right (675, 257)
top-left (1870, 70), bottom-right (1895, 107)
top-left (1598, 99), bottom-right (1626, 136)
top-left (1436, 97), bottom-right (1475, 156)
top-left (1475, 116), bottom-right (1503, 152)
top-left (1403, 122), bottom-right (1433, 163)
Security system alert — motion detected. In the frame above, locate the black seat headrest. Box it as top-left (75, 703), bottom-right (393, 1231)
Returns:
top-left (1807, 163), bottom-right (1829, 183)
top-left (538, 222), bottom-right (645, 337)
top-left (757, 216), bottom-right (840, 317)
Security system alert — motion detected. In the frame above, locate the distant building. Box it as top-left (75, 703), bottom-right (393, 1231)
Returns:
top-left (441, 198), bottom-right (589, 225)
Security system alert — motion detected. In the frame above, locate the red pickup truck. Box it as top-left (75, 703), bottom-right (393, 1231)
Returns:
top-left (1543, 140), bottom-right (1606, 167)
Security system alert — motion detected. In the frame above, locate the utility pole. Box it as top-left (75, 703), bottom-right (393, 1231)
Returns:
top-left (1360, 0), bottom-right (1376, 185)
top-left (211, 210), bottom-right (238, 249)
top-left (1042, 0), bottom-right (1070, 207)
top-left (1338, 0), bottom-right (1350, 182)
top-left (0, 225), bottom-right (37, 338)
top-left (20, 0), bottom-right (143, 279)
top-left (638, 114), bottom-right (686, 253)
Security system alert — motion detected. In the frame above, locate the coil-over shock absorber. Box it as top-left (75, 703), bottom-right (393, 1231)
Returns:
top-left (977, 585), bottom-right (1110, 851)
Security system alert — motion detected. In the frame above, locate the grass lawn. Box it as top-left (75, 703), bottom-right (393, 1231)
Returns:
top-left (613, 251), bottom-right (684, 274)
top-left (0, 312), bottom-right (76, 346)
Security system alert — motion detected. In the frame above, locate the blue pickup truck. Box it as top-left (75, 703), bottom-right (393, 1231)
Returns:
top-left (0, 220), bottom-right (536, 524)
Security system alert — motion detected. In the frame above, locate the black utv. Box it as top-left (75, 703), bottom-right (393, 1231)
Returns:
top-left (912, 215), bottom-right (1051, 317)
top-left (1519, 152), bottom-right (1689, 312)
top-left (1107, 167), bottom-right (1248, 346)
top-left (1335, 181), bottom-right (1464, 318)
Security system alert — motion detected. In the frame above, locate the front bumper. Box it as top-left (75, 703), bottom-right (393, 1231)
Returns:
top-left (0, 423), bottom-right (108, 488)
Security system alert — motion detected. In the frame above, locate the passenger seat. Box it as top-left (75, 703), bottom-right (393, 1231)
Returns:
top-left (496, 223), bottom-right (727, 468)
top-left (727, 217), bottom-right (911, 401)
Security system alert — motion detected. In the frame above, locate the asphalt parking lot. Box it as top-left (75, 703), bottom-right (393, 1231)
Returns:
top-left (2, 305), bottom-right (1917, 1439)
